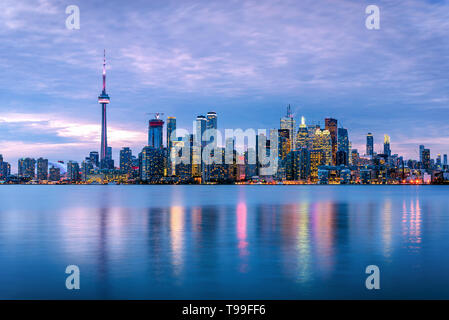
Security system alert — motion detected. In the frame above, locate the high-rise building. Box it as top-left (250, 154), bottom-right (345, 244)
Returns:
top-left (256, 133), bottom-right (268, 176)
top-left (436, 154), bottom-right (442, 167)
top-left (120, 147), bottom-right (133, 174)
top-left (81, 161), bottom-right (94, 181)
top-left (366, 133), bottom-right (374, 156)
top-left (98, 50), bottom-right (110, 169)
top-left (325, 118), bottom-right (338, 165)
top-left (280, 105), bottom-right (296, 151)
top-left (49, 166), bottom-right (61, 182)
top-left (337, 127), bottom-right (349, 165)
top-left (336, 150), bottom-right (347, 166)
top-left (166, 117), bottom-right (177, 149)
top-left (444, 154), bottom-right (448, 166)
top-left (67, 161), bottom-right (80, 182)
top-left (206, 111), bottom-right (218, 148)
top-left (206, 111), bottom-right (217, 131)
top-left (296, 116), bottom-right (308, 150)
top-left (351, 149), bottom-right (360, 166)
top-left (422, 148), bottom-right (431, 170)
top-left (18, 158), bottom-right (36, 179)
top-left (36, 158), bottom-right (48, 181)
top-left (312, 129), bottom-right (332, 166)
top-left (193, 115), bottom-right (207, 178)
top-left (384, 134), bottom-right (391, 156)
top-left (89, 151), bottom-right (99, 167)
top-left (277, 128), bottom-right (291, 179)
top-left (419, 145), bottom-right (425, 163)
top-left (140, 146), bottom-right (165, 182)
top-left (310, 149), bottom-right (324, 183)
top-left (0, 155), bottom-right (10, 179)
top-left (148, 114), bottom-right (164, 149)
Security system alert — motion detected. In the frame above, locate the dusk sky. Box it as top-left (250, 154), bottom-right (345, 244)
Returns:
top-left (1, 0), bottom-right (448, 171)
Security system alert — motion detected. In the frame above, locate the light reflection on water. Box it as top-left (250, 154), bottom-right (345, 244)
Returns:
top-left (0, 185), bottom-right (449, 299)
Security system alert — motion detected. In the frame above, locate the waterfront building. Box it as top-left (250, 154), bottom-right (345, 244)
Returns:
top-left (148, 114), bottom-right (164, 149)
top-left (366, 133), bottom-right (374, 157)
top-left (89, 151), bottom-right (99, 167)
top-left (296, 116), bottom-right (308, 150)
top-left (18, 158), bottom-right (36, 179)
top-left (67, 161), bottom-right (81, 182)
top-left (120, 147), bottom-right (133, 174)
top-left (310, 149), bottom-right (324, 183)
top-left (337, 127), bottom-right (349, 164)
top-left (384, 134), bottom-right (391, 157)
top-left (325, 118), bottom-right (338, 165)
top-left (280, 104), bottom-right (296, 151)
top-left (140, 146), bottom-right (165, 182)
top-left (192, 115), bottom-right (207, 178)
top-left (49, 166), bottom-right (61, 182)
top-left (36, 158), bottom-right (48, 181)
top-left (312, 129), bottom-right (332, 166)
top-left (422, 148), bottom-right (431, 170)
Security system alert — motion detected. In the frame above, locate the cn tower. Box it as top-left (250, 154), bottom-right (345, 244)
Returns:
top-left (98, 49), bottom-right (110, 168)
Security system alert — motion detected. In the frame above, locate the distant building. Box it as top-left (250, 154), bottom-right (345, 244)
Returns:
top-left (49, 166), bottom-right (61, 182)
top-left (325, 118), bottom-right (338, 165)
top-left (280, 105), bottom-right (296, 151)
top-left (337, 127), bottom-right (349, 165)
top-left (18, 158), bottom-right (36, 179)
top-left (296, 116), bottom-right (308, 150)
top-left (366, 133), bottom-right (374, 157)
top-left (120, 147), bottom-right (133, 174)
top-left (67, 161), bottom-right (81, 182)
top-left (140, 146), bottom-right (165, 182)
top-left (36, 158), bottom-right (48, 181)
top-left (148, 116), bottom-right (164, 149)
top-left (384, 134), bottom-right (391, 157)
top-left (89, 151), bottom-right (99, 167)
top-left (312, 129), bottom-right (332, 166)
top-left (422, 148), bottom-right (431, 170)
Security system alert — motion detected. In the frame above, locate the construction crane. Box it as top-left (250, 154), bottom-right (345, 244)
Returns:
top-left (147, 112), bottom-right (164, 120)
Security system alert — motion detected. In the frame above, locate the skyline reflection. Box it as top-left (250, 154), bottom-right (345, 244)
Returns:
top-left (0, 186), bottom-right (447, 299)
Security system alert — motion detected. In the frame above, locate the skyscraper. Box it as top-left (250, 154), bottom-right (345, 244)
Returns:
top-left (384, 134), bottom-right (391, 157)
top-left (148, 114), bottom-right (164, 149)
top-left (89, 151), bottom-right (99, 167)
top-left (366, 133), bottom-right (374, 156)
top-left (67, 161), bottom-right (80, 182)
top-left (419, 145), bottom-right (425, 163)
top-left (49, 166), bottom-right (61, 182)
top-left (281, 105), bottom-right (296, 151)
top-left (166, 117), bottom-right (177, 150)
top-left (313, 129), bottom-right (332, 166)
top-left (325, 118), bottom-right (338, 165)
top-left (120, 147), bottom-right (133, 174)
top-left (444, 154), bottom-right (448, 166)
top-left (422, 148), bottom-right (431, 170)
top-left (337, 127), bottom-right (349, 165)
top-left (36, 158), bottom-right (48, 181)
top-left (206, 111), bottom-right (218, 148)
top-left (296, 116), bottom-right (308, 150)
top-left (98, 50), bottom-right (110, 169)
top-left (140, 146), bottom-right (165, 182)
top-left (18, 158), bottom-right (36, 179)
top-left (193, 115), bottom-right (207, 178)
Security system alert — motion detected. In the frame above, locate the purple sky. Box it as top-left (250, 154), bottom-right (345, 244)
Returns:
top-left (1, 0), bottom-right (449, 171)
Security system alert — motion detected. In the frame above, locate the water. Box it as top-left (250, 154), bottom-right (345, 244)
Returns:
top-left (0, 185), bottom-right (449, 299)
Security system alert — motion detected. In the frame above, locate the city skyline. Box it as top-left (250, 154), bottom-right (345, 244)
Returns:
top-left (1, 0), bottom-right (449, 170)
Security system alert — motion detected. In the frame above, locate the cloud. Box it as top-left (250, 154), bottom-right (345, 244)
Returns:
top-left (1, 0), bottom-right (449, 167)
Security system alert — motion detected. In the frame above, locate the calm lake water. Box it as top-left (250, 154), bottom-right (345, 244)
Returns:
top-left (0, 185), bottom-right (449, 299)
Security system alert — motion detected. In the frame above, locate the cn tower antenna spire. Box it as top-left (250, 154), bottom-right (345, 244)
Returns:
top-left (102, 49), bottom-right (106, 93)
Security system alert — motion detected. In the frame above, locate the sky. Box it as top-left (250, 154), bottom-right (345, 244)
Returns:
top-left (1, 0), bottom-right (449, 171)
